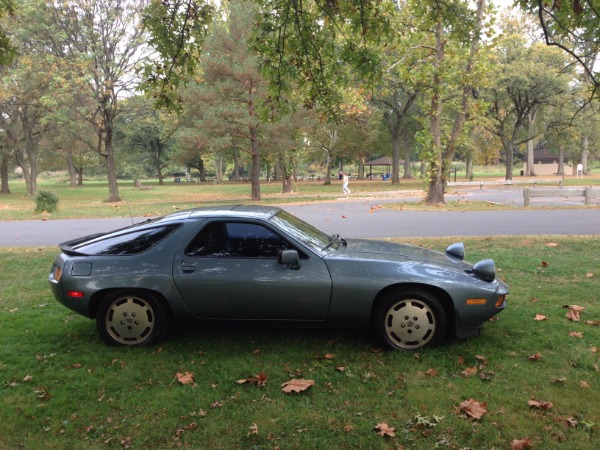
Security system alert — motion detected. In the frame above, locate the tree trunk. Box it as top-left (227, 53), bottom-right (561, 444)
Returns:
top-left (214, 153), bottom-right (223, 183)
top-left (581, 133), bottom-right (590, 175)
top-left (466, 155), bottom-right (473, 180)
top-left (556, 145), bottom-right (565, 176)
top-left (503, 137), bottom-right (514, 180)
top-left (250, 126), bottom-right (261, 201)
top-left (525, 109), bottom-right (537, 176)
top-left (391, 123), bottom-right (401, 184)
top-left (402, 128), bottom-right (412, 179)
top-left (67, 154), bottom-right (77, 187)
top-left (0, 153), bottom-right (10, 194)
top-left (425, 19), bottom-right (445, 205)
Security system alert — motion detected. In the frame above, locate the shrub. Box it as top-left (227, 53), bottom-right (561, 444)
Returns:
top-left (34, 189), bottom-right (59, 213)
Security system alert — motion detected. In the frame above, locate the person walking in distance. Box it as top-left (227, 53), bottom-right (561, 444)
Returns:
top-left (342, 172), bottom-right (351, 194)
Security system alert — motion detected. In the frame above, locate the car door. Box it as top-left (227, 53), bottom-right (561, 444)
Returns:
top-left (172, 219), bottom-right (332, 321)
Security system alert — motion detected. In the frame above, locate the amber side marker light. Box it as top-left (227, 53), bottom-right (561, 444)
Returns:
top-left (495, 295), bottom-right (506, 307)
top-left (67, 291), bottom-right (85, 299)
top-left (466, 298), bottom-right (487, 305)
top-left (53, 266), bottom-right (62, 282)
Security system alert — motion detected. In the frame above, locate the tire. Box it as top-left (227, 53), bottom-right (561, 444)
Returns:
top-left (373, 288), bottom-right (446, 351)
top-left (96, 290), bottom-right (170, 347)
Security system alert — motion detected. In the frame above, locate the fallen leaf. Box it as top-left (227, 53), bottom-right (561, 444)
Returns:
top-left (552, 378), bottom-right (566, 384)
top-left (460, 366), bottom-right (478, 378)
top-left (528, 353), bottom-right (543, 361)
top-left (580, 381), bottom-right (591, 389)
top-left (248, 423), bottom-right (258, 436)
top-left (281, 379), bottom-right (315, 394)
top-left (530, 297), bottom-right (539, 303)
top-left (510, 437), bottom-right (533, 449)
top-left (343, 424), bottom-right (354, 432)
top-left (210, 401), bottom-right (223, 408)
top-left (176, 372), bottom-right (195, 385)
top-left (564, 304), bottom-right (586, 312)
top-left (374, 422), bottom-right (395, 437)
top-left (569, 331), bottom-right (584, 338)
top-left (459, 399), bottom-right (487, 420)
top-left (541, 261), bottom-right (549, 267)
top-left (566, 309), bottom-right (581, 322)
top-left (534, 314), bottom-right (547, 321)
top-left (585, 272), bottom-right (594, 278)
top-left (584, 320), bottom-right (599, 326)
top-left (336, 366), bottom-right (345, 372)
top-left (528, 399), bottom-right (553, 410)
top-left (426, 368), bottom-right (438, 377)
top-left (545, 242), bottom-right (559, 247)
top-left (566, 417), bottom-right (578, 428)
top-left (323, 353), bottom-right (335, 359)
top-left (237, 372), bottom-right (268, 387)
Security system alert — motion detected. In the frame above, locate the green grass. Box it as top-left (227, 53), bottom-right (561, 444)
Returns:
top-left (2, 172), bottom-right (599, 220)
top-left (1, 237), bottom-right (599, 449)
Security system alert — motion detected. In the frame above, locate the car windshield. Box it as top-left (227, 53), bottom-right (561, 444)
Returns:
top-left (269, 210), bottom-right (339, 254)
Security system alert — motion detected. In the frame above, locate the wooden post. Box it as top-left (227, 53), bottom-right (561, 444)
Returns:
top-left (585, 188), bottom-right (590, 206)
top-left (524, 188), bottom-right (530, 207)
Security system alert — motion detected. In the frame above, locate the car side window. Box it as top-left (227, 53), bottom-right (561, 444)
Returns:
top-left (185, 221), bottom-right (291, 258)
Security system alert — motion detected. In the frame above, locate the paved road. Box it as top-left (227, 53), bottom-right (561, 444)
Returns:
top-left (2, 188), bottom-right (599, 246)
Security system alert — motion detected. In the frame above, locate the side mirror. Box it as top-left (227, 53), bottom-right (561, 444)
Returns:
top-left (278, 249), bottom-right (301, 270)
top-left (446, 242), bottom-right (465, 261)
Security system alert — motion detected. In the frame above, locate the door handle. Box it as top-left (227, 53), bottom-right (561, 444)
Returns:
top-left (180, 261), bottom-right (196, 274)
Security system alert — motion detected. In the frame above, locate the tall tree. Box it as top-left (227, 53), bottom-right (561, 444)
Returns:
top-left (482, 27), bottom-right (573, 179)
top-left (0, 48), bottom-right (54, 196)
top-left (178, 0), bottom-right (271, 200)
top-left (29, 0), bottom-right (151, 202)
top-left (115, 96), bottom-right (174, 185)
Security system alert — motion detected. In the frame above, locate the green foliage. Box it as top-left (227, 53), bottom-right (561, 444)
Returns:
top-left (517, 0), bottom-right (600, 89)
top-left (33, 189), bottom-right (58, 213)
top-left (0, 0), bottom-right (16, 65)
top-left (140, 0), bottom-right (215, 111)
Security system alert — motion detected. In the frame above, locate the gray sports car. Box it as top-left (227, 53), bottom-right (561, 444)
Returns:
top-left (49, 205), bottom-right (508, 350)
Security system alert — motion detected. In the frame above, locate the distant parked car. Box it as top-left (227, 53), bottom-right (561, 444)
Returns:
top-left (48, 205), bottom-right (508, 350)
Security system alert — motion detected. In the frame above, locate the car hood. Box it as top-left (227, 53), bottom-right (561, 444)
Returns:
top-left (339, 238), bottom-right (471, 270)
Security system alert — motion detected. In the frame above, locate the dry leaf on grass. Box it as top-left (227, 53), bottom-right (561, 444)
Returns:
top-left (534, 314), bottom-right (547, 321)
top-left (528, 353), bottom-right (543, 361)
top-left (374, 422), bottom-right (395, 437)
top-left (175, 372), bottom-right (195, 385)
top-left (510, 437), bottom-right (533, 449)
top-left (528, 399), bottom-right (553, 410)
top-left (248, 423), bottom-right (258, 436)
top-left (281, 379), bottom-right (315, 394)
top-left (459, 399), bottom-right (487, 420)
top-left (236, 372), bottom-right (268, 387)
top-left (460, 366), bottom-right (478, 378)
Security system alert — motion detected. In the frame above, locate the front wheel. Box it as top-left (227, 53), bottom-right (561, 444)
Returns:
top-left (373, 289), bottom-right (446, 351)
top-left (96, 291), bottom-right (170, 347)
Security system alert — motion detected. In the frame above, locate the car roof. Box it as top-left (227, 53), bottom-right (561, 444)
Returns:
top-left (171, 205), bottom-right (284, 222)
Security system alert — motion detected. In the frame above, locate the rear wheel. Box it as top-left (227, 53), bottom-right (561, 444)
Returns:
top-left (96, 291), bottom-right (170, 347)
top-left (373, 288), bottom-right (446, 351)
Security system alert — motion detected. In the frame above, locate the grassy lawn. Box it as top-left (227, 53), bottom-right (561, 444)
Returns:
top-left (1, 237), bottom-right (598, 449)
top-left (1, 173), bottom-right (598, 220)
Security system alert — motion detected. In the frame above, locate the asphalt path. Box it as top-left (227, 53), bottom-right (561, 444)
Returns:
top-left (1, 187), bottom-right (599, 247)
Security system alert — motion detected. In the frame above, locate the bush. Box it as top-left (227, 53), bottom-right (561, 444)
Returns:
top-left (34, 189), bottom-right (59, 213)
